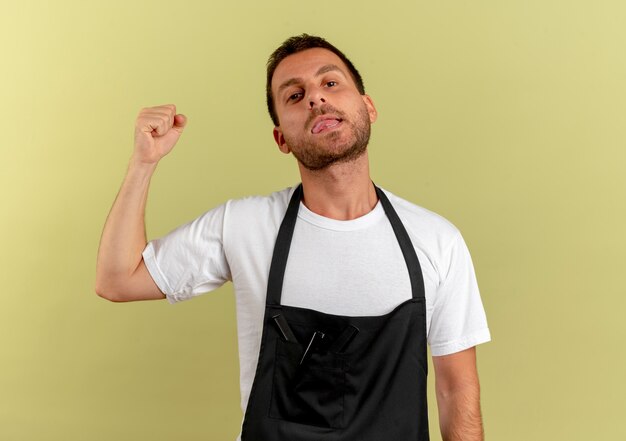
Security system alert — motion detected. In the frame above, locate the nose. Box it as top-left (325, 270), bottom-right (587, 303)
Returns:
top-left (308, 89), bottom-right (326, 109)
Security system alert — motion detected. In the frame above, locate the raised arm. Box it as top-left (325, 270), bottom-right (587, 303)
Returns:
top-left (95, 104), bottom-right (187, 302)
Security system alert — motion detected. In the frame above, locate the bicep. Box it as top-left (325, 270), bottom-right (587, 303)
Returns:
top-left (432, 348), bottom-right (484, 439)
top-left (432, 346), bottom-right (479, 395)
top-left (105, 259), bottom-right (166, 302)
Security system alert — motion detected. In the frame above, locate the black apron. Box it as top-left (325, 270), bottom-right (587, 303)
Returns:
top-left (241, 183), bottom-right (430, 441)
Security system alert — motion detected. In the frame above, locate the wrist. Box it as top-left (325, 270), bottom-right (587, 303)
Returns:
top-left (128, 156), bottom-right (159, 174)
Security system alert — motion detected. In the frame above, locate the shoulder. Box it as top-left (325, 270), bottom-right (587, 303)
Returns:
top-left (225, 185), bottom-right (295, 219)
top-left (378, 186), bottom-right (473, 288)
top-left (176, 186), bottom-right (295, 241)
top-left (220, 185), bottom-right (299, 242)
top-left (379, 187), bottom-right (461, 245)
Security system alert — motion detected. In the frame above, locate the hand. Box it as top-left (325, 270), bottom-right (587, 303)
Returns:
top-left (133, 104), bottom-right (187, 165)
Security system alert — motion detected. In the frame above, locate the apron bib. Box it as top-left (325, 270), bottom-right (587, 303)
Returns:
top-left (241, 184), bottom-right (430, 441)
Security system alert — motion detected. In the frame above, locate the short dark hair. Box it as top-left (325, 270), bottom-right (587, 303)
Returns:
top-left (266, 34), bottom-right (366, 126)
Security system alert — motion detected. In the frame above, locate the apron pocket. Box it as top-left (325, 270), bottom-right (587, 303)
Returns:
top-left (270, 339), bottom-right (346, 429)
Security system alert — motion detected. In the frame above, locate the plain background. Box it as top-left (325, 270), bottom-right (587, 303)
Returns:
top-left (1, 1), bottom-right (624, 439)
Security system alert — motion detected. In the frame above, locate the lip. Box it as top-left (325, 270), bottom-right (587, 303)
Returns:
top-left (310, 115), bottom-right (343, 134)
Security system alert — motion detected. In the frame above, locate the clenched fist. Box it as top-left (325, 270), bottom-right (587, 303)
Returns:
top-left (133, 104), bottom-right (187, 164)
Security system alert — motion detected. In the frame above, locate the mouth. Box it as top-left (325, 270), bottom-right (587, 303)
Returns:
top-left (311, 116), bottom-right (343, 134)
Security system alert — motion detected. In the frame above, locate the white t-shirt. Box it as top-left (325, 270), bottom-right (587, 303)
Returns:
top-left (142, 184), bottom-right (491, 427)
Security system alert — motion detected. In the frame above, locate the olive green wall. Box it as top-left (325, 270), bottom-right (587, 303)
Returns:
top-left (1, 1), bottom-right (624, 439)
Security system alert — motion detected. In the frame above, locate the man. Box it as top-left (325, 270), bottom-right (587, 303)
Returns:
top-left (96, 34), bottom-right (491, 441)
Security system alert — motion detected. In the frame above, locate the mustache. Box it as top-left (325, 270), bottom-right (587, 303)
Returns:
top-left (306, 104), bottom-right (347, 129)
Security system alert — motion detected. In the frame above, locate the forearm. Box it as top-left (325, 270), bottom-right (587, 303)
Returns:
top-left (95, 158), bottom-right (157, 292)
top-left (436, 381), bottom-right (484, 441)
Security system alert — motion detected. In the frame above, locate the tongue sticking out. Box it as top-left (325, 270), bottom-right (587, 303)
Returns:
top-left (312, 118), bottom-right (341, 134)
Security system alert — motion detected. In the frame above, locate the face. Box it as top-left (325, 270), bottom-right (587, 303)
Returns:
top-left (271, 48), bottom-right (377, 171)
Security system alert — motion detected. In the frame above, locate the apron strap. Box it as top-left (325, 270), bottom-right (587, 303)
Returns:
top-left (374, 185), bottom-right (426, 301)
top-left (266, 183), bottom-right (425, 306)
top-left (266, 184), bottom-right (303, 306)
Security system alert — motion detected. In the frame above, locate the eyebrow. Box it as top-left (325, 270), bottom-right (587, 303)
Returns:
top-left (277, 64), bottom-right (347, 95)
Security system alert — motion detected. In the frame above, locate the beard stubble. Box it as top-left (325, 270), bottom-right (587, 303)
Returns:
top-left (283, 103), bottom-right (371, 171)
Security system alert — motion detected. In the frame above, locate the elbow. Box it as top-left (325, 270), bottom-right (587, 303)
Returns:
top-left (94, 279), bottom-right (125, 302)
top-left (95, 285), bottom-right (115, 302)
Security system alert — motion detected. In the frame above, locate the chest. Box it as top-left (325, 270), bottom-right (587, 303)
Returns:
top-left (282, 221), bottom-right (417, 316)
top-left (228, 213), bottom-right (439, 328)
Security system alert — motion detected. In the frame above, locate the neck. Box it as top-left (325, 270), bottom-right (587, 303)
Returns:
top-left (297, 151), bottom-right (378, 220)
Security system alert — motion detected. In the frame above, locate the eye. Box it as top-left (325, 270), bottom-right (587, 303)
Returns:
top-left (326, 81), bottom-right (338, 87)
top-left (288, 92), bottom-right (303, 102)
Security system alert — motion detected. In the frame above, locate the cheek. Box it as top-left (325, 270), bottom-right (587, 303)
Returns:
top-left (282, 110), bottom-right (307, 131)
top-left (347, 95), bottom-right (366, 113)
top-left (283, 119), bottom-right (301, 136)
top-left (279, 122), bottom-right (303, 144)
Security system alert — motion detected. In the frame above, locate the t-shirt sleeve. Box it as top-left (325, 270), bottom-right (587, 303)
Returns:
top-left (141, 202), bottom-right (231, 304)
top-left (428, 231), bottom-right (491, 356)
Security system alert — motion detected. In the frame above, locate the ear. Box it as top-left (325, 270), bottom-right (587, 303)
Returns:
top-left (273, 126), bottom-right (291, 154)
top-left (361, 94), bottom-right (378, 124)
